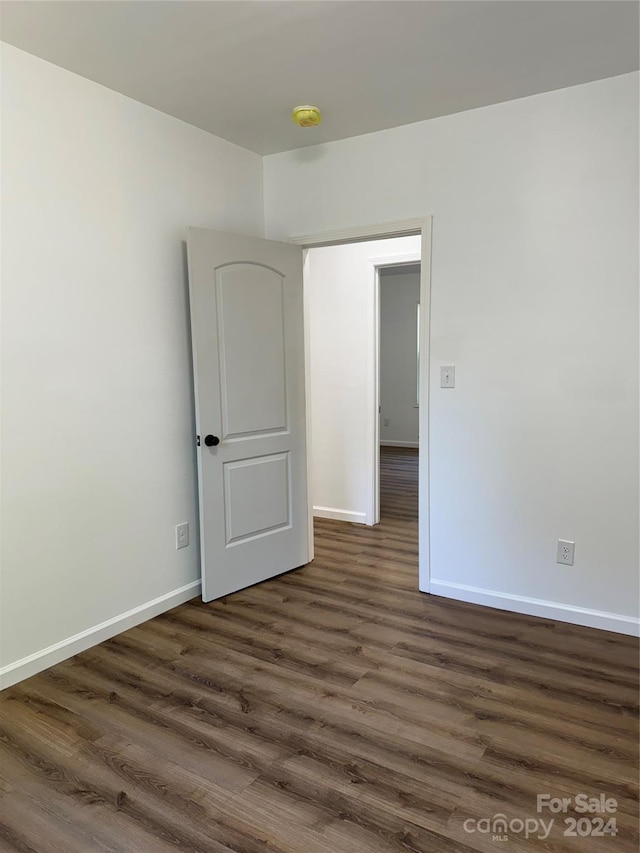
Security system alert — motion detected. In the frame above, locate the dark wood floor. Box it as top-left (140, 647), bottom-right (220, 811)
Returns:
top-left (1, 446), bottom-right (638, 852)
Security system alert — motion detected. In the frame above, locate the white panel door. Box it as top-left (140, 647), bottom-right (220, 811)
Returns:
top-left (187, 227), bottom-right (309, 601)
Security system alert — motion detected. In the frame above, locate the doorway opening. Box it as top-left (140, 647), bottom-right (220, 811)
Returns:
top-left (300, 229), bottom-right (428, 583)
top-left (187, 220), bottom-right (430, 608)
top-left (378, 262), bottom-right (421, 525)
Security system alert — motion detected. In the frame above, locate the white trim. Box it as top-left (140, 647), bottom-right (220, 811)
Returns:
top-left (370, 263), bottom-right (381, 525)
top-left (366, 251), bottom-right (421, 526)
top-left (289, 218), bottom-right (426, 247)
top-left (418, 220), bottom-right (433, 592)
top-left (0, 581), bottom-right (201, 690)
top-left (367, 253), bottom-right (422, 268)
top-left (313, 506), bottom-right (368, 524)
top-left (302, 249), bottom-right (315, 563)
top-left (380, 440), bottom-right (419, 448)
top-left (429, 579), bottom-right (640, 637)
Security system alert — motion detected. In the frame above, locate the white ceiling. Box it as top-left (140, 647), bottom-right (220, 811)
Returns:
top-left (1, 1), bottom-right (638, 155)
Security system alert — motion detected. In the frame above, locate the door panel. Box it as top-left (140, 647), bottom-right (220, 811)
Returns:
top-left (224, 452), bottom-right (291, 545)
top-left (187, 227), bottom-right (309, 602)
top-left (216, 263), bottom-right (288, 438)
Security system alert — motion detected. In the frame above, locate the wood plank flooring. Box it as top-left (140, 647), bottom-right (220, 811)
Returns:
top-left (1, 446), bottom-right (638, 852)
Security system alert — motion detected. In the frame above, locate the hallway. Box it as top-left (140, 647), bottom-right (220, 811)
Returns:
top-left (379, 445), bottom-right (419, 522)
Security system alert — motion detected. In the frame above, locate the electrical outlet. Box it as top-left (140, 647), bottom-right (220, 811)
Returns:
top-left (176, 522), bottom-right (189, 550)
top-left (556, 540), bottom-right (575, 566)
top-left (383, 417), bottom-right (390, 427)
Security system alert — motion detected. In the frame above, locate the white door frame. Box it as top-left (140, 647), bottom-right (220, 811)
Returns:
top-left (368, 253), bottom-right (422, 525)
top-left (290, 217), bottom-right (433, 592)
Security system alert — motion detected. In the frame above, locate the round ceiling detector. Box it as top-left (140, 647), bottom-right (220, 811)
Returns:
top-left (292, 105), bottom-right (322, 128)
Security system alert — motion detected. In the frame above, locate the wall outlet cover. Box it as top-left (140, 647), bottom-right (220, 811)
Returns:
top-left (176, 522), bottom-right (190, 550)
top-left (556, 539), bottom-right (575, 566)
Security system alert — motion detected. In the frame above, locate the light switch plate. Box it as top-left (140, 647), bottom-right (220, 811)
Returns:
top-left (440, 366), bottom-right (455, 388)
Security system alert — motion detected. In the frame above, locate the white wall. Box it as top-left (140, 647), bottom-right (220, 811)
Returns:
top-left (0, 45), bottom-right (264, 686)
top-left (306, 237), bottom-right (420, 524)
top-left (379, 266), bottom-right (421, 446)
top-left (265, 73), bottom-right (640, 634)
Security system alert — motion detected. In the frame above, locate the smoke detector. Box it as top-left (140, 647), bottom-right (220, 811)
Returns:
top-left (292, 105), bottom-right (322, 128)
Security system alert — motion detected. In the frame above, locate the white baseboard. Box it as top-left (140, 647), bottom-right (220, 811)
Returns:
top-left (0, 580), bottom-right (202, 690)
top-left (380, 440), bottom-right (419, 448)
top-left (313, 506), bottom-right (368, 524)
top-left (429, 579), bottom-right (640, 637)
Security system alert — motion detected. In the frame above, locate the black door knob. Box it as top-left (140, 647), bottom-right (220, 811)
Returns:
top-left (204, 434), bottom-right (220, 447)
